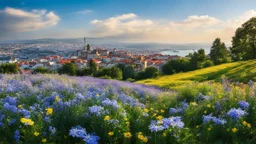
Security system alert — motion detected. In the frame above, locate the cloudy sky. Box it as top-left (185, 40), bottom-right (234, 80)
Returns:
top-left (1, 0), bottom-right (256, 43)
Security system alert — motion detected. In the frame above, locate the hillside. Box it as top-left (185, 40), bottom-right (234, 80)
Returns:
top-left (137, 60), bottom-right (256, 89)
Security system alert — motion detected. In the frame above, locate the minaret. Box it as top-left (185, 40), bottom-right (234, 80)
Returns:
top-left (84, 37), bottom-right (86, 50)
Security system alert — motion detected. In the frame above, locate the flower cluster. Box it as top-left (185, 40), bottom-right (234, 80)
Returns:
top-left (149, 116), bottom-right (184, 132)
top-left (227, 108), bottom-right (248, 120)
top-left (202, 114), bottom-right (227, 125)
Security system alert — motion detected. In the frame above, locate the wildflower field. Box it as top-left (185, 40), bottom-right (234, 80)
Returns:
top-left (0, 74), bottom-right (256, 143)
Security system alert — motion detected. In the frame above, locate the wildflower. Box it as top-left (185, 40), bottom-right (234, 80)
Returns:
top-left (238, 101), bottom-right (250, 109)
top-left (150, 108), bottom-right (154, 111)
top-left (152, 113), bottom-right (157, 117)
top-left (232, 128), bottom-right (237, 133)
top-left (144, 108), bottom-right (149, 113)
top-left (126, 122), bottom-right (130, 125)
top-left (69, 125), bottom-right (87, 138)
top-left (55, 96), bottom-right (60, 102)
top-left (34, 132), bottom-right (39, 137)
top-left (83, 134), bottom-right (100, 144)
top-left (160, 109), bottom-right (165, 113)
top-left (202, 114), bottom-right (226, 125)
top-left (138, 132), bottom-right (148, 143)
top-left (207, 104), bottom-right (211, 108)
top-left (156, 115), bottom-right (163, 120)
top-left (247, 123), bottom-right (251, 128)
top-left (42, 139), bottom-right (47, 143)
top-left (46, 108), bottom-right (53, 115)
top-left (108, 131), bottom-right (114, 136)
top-left (196, 125), bottom-right (200, 129)
top-left (227, 108), bottom-right (248, 120)
top-left (242, 121), bottom-right (247, 126)
top-left (227, 128), bottom-right (230, 132)
top-left (190, 102), bottom-right (197, 106)
top-left (163, 132), bottom-right (166, 137)
top-left (124, 132), bottom-right (132, 139)
top-left (208, 128), bottom-right (211, 131)
top-left (18, 105), bottom-right (22, 108)
top-left (104, 115), bottom-right (110, 121)
top-left (149, 121), bottom-right (165, 132)
top-left (102, 98), bottom-right (120, 109)
top-left (20, 118), bottom-right (34, 126)
top-left (49, 126), bottom-right (57, 135)
top-left (14, 130), bottom-right (20, 142)
top-left (89, 106), bottom-right (104, 116)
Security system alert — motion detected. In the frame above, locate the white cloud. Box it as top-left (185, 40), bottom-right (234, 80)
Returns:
top-left (89, 10), bottom-right (256, 43)
top-left (74, 9), bottom-right (93, 14)
top-left (0, 7), bottom-right (60, 33)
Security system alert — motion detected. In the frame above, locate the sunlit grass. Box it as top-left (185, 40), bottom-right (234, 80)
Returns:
top-left (137, 60), bottom-right (256, 90)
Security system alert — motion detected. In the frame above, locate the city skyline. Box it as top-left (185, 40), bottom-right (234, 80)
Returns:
top-left (1, 0), bottom-right (256, 44)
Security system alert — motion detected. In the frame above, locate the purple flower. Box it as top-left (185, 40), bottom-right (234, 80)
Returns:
top-left (227, 108), bottom-right (248, 120)
top-left (102, 98), bottom-right (120, 109)
top-left (49, 126), bottom-right (57, 135)
top-left (238, 101), bottom-right (249, 110)
top-left (2, 96), bottom-right (17, 105)
top-left (3, 103), bottom-right (18, 113)
top-left (203, 114), bottom-right (226, 125)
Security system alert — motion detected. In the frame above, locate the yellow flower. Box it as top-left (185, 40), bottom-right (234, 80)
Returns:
top-left (163, 132), bottom-right (166, 137)
top-left (242, 121), bottom-right (247, 126)
top-left (190, 102), bottom-right (197, 106)
top-left (108, 131), bottom-right (114, 136)
top-left (46, 108), bottom-right (53, 115)
top-left (207, 104), bottom-right (211, 108)
top-left (34, 132), bottom-right (39, 137)
top-left (126, 122), bottom-right (130, 125)
top-left (20, 118), bottom-right (34, 126)
top-left (104, 115), bottom-right (110, 121)
top-left (96, 93), bottom-right (100, 97)
top-left (152, 113), bottom-right (157, 117)
top-left (143, 108), bottom-right (149, 113)
top-left (247, 123), bottom-right (251, 129)
top-left (160, 109), bottom-right (165, 113)
top-left (156, 110), bottom-right (159, 113)
top-left (227, 128), bottom-right (230, 132)
top-left (55, 96), bottom-right (60, 102)
top-left (196, 125), bottom-right (200, 129)
top-left (42, 139), bottom-right (47, 143)
top-left (208, 128), bottom-right (211, 131)
top-left (150, 108), bottom-right (154, 111)
top-left (124, 132), bottom-right (132, 139)
top-left (18, 105), bottom-right (22, 108)
top-left (204, 111), bottom-right (207, 114)
top-left (156, 115), bottom-right (163, 120)
top-left (232, 128), bottom-right (237, 133)
top-left (124, 117), bottom-right (128, 121)
top-left (138, 132), bottom-right (148, 143)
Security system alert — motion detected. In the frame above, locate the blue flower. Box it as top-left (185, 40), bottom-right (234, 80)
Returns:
top-left (203, 114), bottom-right (226, 125)
top-left (238, 101), bottom-right (249, 110)
top-left (3, 103), bottom-right (18, 113)
top-left (149, 120), bottom-right (165, 132)
top-left (89, 106), bottom-right (104, 116)
top-left (49, 126), bottom-right (57, 135)
top-left (8, 119), bottom-right (16, 125)
top-left (102, 98), bottom-right (120, 109)
top-left (14, 130), bottom-right (20, 142)
top-left (2, 96), bottom-right (17, 105)
top-left (227, 108), bottom-right (248, 120)
top-left (69, 125), bottom-right (87, 138)
top-left (83, 134), bottom-right (100, 144)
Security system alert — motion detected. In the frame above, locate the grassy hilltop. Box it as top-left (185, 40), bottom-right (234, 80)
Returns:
top-left (137, 60), bottom-right (256, 90)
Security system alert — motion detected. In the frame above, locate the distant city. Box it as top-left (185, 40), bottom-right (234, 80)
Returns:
top-left (0, 38), bottom-right (211, 74)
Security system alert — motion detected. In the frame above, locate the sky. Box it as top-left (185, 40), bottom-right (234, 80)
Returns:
top-left (1, 0), bottom-right (256, 44)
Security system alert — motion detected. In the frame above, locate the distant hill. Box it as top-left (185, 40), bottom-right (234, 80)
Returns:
top-left (137, 60), bottom-right (256, 90)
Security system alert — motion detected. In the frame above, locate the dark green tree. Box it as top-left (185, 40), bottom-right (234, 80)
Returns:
top-left (231, 17), bottom-right (256, 60)
top-left (161, 58), bottom-right (191, 75)
top-left (210, 38), bottom-right (230, 64)
top-left (136, 67), bottom-right (159, 80)
top-left (189, 49), bottom-right (207, 69)
top-left (58, 63), bottom-right (77, 76)
top-left (0, 63), bottom-right (18, 74)
top-left (88, 60), bottom-right (98, 74)
top-left (34, 66), bottom-right (51, 74)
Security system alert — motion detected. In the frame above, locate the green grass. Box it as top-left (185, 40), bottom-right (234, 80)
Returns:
top-left (137, 60), bottom-right (256, 90)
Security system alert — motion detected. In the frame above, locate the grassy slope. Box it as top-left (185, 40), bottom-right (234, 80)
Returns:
top-left (137, 60), bottom-right (256, 90)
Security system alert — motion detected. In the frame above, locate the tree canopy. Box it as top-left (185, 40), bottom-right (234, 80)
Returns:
top-left (210, 38), bottom-right (230, 65)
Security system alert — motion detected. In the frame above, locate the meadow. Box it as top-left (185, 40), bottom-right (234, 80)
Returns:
top-left (0, 74), bottom-right (256, 143)
top-left (137, 60), bottom-right (256, 90)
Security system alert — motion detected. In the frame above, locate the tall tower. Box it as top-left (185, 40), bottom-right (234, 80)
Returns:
top-left (84, 37), bottom-right (86, 50)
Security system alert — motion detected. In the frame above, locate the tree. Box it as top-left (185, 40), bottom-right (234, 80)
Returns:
top-left (34, 66), bottom-right (51, 74)
top-left (161, 58), bottom-right (191, 75)
top-left (231, 17), bottom-right (256, 60)
top-left (58, 63), bottom-right (77, 76)
top-left (136, 67), bottom-right (159, 80)
top-left (189, 49), bottom-right (207, 69)
top-left (0, 63), bottom-right (18, 74)
top-left (94, 66), bottom-right (123, 80)
top-left (210, 38), bottom-right (230, 64)
top-left (86, 44), bottom-right (91, 51)
top-left (88, 60), bottom-right (98, 74)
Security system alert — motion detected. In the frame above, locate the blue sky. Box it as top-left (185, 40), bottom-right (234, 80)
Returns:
top-left (1, 0), bottom-right (256, 43)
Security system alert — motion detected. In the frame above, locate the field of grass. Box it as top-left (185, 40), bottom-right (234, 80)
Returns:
top-left (137, 60), bottom-right (256, 90)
